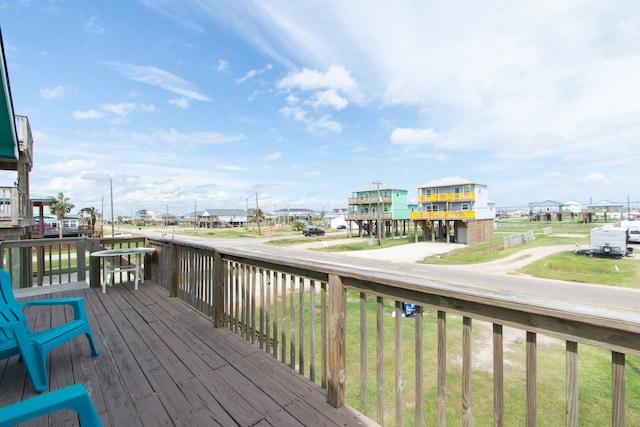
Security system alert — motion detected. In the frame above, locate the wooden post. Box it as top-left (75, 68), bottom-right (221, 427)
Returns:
top-left (213, 251), bottom-right (225, 328)
top-left (327, 273), bottom-right (346, 407)
top-left (76, 238), bottom-right (86, 282)
top-left (169, 243), bottom-right (179, 298)
top-left (88, 239), bottom-right (101, 289)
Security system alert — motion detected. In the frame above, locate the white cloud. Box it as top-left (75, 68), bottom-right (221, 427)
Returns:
top-left (263, 152), bottom-right (282, 161)
top-left (237, 63), bottom-right (273, 84)
top-left (279, 106), bottom-right (307, 122)
top-left (390, 128), bottom-right (439, 145)
top-left (131, 128), bottom-right (245, 145)
top-left (304, 89), bottom-right (348, 110)
top-left (73, 102), bottom-right (155, 123)
top-left (217, 60), bottom-right (229, 72)
top-left (100, 102), bottom-right (156, 116)
top-left (72, 109), bottom-right (106, 119)
top-left (582, 173), bottom-right (611, 185)
top-left (168, 97), bottom-right (190, 109)
top-left (40, 85), bottom-right (65, 99)
top-left (84, 16), bottom-right (104, 34)
top-left (302, 170), bottom-right (321, 178)
top-left (277, 66), bottom-right (356, 92)
top-left (307, 115), bottom-right (342, 134)
top-left (104, 61), bottom-right (210, 102)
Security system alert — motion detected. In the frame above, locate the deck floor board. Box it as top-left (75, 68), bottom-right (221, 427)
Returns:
top-left (0, 281), bottom-right (376, 426)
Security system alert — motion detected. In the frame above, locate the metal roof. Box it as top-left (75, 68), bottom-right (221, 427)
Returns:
top-left (0, 29), bottom-right (19, 160)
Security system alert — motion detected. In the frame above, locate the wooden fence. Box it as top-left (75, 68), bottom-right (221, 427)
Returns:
top-left (146, 238), bottom-right (640, 426)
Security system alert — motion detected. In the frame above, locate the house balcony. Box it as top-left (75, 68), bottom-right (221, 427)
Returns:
top-left (410, 210), bottom-right (476, 220)
top-left (417, 192), bottom-right (475, 203)
top-left (0, 236), bottom-right (639, 425)
top-left (344, 212), bottom-right (393, 221)
top-left (0, 186), bottom-right (35, 232)
top-left (348, 195), bottom-right (392, 205)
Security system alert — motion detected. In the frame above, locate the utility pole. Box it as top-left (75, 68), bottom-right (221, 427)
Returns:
top-left (110, 176), bottom-right (115, 237)
top-left (255, 192), bottom-right (262, 235)
top-left (373, 181), bottom-right (382, 246)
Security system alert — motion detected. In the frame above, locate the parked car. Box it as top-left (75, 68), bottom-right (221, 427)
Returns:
top-left (303, 227), bottom-right (325, 236)
top-left (336, 224), bottom-right (347, 230)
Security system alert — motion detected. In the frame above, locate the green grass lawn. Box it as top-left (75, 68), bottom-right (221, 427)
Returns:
top-left (291, 289), bottom-right (640, 425)
top-left (520, 251), bottom-right (640, 288)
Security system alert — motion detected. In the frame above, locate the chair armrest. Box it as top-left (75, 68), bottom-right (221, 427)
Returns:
top-left (21, 297), bottom-right (89, 321)
top-left (21, 297), bottom-right (83, 308)
top-left (0, 384), bottom-right (103, 426)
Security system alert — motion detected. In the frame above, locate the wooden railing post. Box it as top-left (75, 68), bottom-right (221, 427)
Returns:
top-left (76, 238), bottom-right (86, 282)
top-left (88, 238), bottom-right (102, 289)
top-left (327, 273), bottom-right (346, 408)
top-left (169, 243), bottom-right (179, 297)
top-left (213, 250), bottom-right (224, 328)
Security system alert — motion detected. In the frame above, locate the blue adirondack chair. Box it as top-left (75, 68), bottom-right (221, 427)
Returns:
top-left (0, 383), bottom-right (103, 426)
top-left (0, 270), bottom-right (100, 393)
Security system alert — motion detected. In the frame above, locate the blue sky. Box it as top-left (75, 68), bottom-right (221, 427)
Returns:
top-left (2, 1), bottom-right (640, 217)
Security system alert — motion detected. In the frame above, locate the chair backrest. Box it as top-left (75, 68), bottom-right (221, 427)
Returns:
top-left (0, 270), bottom-right (28, 347)
top-left (0, 270), bottom-right (27, 324)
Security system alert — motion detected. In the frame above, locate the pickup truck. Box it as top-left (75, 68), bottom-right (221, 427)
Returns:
top-left (303, 227), bottom-right (325, 237)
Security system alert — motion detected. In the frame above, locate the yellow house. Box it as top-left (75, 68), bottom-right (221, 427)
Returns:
top-left (411, 176), bottom-right (495, 244)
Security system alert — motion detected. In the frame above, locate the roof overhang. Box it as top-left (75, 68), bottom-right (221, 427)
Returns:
top-left (0, 29), bottom-right (19, 161)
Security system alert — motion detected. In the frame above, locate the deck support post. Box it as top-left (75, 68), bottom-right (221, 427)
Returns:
top-left (327, 273), bottom-right (346, 408)
top-left (213, 250), bottom-right (225, 328)
top-left (169, 243), bottom-right (179, 297)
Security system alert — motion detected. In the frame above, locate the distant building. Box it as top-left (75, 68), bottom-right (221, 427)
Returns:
top-left (272, 208), bottom-right (322, 225)
top-left (185, 209), bottom-right (247, 228)
top-left (346, 183), bottom-right (412, 237)
top-left (586, 200), bottom-right (624, 222)
top-left (563, 200), bottom-right (582, 215)
top-left (411, 176), bottom-right (495, 245)
top-left (528, 200), bottom-right (564, 221)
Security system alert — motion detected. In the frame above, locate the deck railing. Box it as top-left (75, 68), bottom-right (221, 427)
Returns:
top-left (145, 238), bottom-right (640, 426)
top-left (2, 236), bottom-right (639, 425)
top-left (0, 236), bottom-right (146, 288)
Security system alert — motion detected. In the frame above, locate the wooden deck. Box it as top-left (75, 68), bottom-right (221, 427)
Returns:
top-left (0, 281), bottom-right (376, 426)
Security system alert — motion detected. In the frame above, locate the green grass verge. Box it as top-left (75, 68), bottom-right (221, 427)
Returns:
top-left (419, 235), bottom-right (588, 265)
top-left (520, 251), bottom-right (640, 288)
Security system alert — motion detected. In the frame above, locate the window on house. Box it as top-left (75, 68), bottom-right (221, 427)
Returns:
top-left (462, 203), bottom-right (469, 210)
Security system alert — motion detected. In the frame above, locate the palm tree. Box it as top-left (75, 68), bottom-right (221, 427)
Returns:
top-left (49, 192), bottom-right (75, 238)
top-left (79, 207), bottom-right (101, 230)
top-left (250, 208), bottom-right (265, 235)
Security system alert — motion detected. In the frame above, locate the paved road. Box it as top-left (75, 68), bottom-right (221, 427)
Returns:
top-left (134, 229), bottom-right (640, 314)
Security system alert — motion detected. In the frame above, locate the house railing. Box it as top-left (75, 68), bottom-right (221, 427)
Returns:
top-left (410, 210), bottom-right (476, 220)
top-left (417, 192), bottom-right (475, 203)
top-left (345, 212), bottom-right (394, 221)
top-left (349, 195), bottom-right (393, 205)
top-left (2, 236), bottom-right (639, 425)
top-left (0, 186), bottom-right (31, 227)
